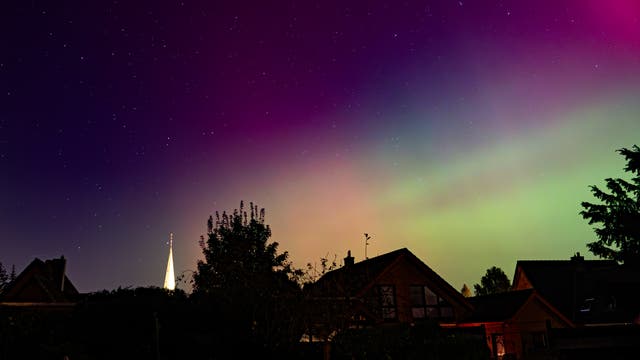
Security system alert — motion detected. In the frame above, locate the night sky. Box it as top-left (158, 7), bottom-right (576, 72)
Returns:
top-left (2, 1), bottom-right (639, 292)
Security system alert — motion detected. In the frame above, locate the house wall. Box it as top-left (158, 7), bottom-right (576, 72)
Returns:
top-left (513, 298), bottom-right (567, 328)
top-left (482, 297), bottom-right (571, 359)
top-left (482, 323), bottom-right (507, 358)
top-left (365, 257), bottom-right (471, 323)
top-left (512, 297), bottom-right (570, 358)
top-left (512, 268), bottom-right (533, 290)
top-left (4, 281), bottom-right (51, 302)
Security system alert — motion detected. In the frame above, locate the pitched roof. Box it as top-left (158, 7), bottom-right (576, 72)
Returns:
top-left (464, 289), bottom-right (574, 327)
top-left (306, 248), bottom-right (472, 310)
top-left (0, 257), bottom-right (79, 303)
top-left (306, 248), bottom-right (407, 297)
top-left (514, 259), bottom-right (618, 321)
top-left (466, 289), bottom-right (535, 322)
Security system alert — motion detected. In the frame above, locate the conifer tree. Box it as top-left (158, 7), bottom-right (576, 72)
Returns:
top-left (0, 262), bottom-right (8, 291)
top-left (581, 145), bottom-right (640, 264)
top-left (10, 265), bottom-right (16, 282)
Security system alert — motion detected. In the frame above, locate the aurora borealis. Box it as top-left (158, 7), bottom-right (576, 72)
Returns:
top-left (2, 1), bottom-right (640, 291)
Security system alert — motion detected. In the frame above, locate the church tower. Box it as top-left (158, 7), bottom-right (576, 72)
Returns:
top-left (163, 232), bottom-right (176, 290)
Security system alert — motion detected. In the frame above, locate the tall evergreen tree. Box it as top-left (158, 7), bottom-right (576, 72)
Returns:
top-left (581, 145), bottom-right (640, 264)
top-left (460, 284), bottom-right (472, 297)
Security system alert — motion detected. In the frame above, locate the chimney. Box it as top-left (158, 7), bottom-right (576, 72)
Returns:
top-left (570, 252), bottom-right (585, 322)
top-left (571, 252), bottom-right (584, 262)
top-left (344, 250), bottom-right (354, 267)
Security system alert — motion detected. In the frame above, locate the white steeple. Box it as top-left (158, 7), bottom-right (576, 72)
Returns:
top-left (163, 232), bottom-right (176, 290)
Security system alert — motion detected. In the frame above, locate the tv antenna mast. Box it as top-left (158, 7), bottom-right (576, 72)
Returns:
top-left (364, 233), bottom-right (371, 259)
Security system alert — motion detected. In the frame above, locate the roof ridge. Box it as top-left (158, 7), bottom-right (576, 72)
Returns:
top-left (517, 259), bottom-right (617, 263)
top-left (318, 247), bottom-right (408, 275)
top-left (469, 288), bottom-right (534, 300)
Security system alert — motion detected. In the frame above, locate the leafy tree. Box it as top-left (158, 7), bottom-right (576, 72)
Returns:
top-left (580, 145), bottom-right (640, 264)
top-left (74, 286), bottom-right (189, 360)
top-left (192, 201), bottom-right (303, 355)
top-left (473, 266), bottom-right (510, 296)
top-left (301, 254), bottom-right (339, 285)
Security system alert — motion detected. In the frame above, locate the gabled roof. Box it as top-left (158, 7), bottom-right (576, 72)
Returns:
top-left (0, 257), bottom-right (79, 303)
top-left (306, 248), bottom-right (407, 297)
top-left (464, 289), bottom-right (574, 327)
top-left (513, 259), bottom-right (618, 320)
top-left (306, 248), bottom-right (472, 311)
top-left (514, 260), bottom-right (618, 288)
top-left (466, 289), bottom-right (535, 322)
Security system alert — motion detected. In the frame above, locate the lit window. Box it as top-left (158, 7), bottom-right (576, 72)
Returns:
top-left (492, 334), bottom-right (505, 358)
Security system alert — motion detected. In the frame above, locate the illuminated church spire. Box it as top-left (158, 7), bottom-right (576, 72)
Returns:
top-left (163, 232), bottom-right (175, 290)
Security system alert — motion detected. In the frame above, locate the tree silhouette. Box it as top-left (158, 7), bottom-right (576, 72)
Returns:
top-left (460, 284), bottom-right (472, 297)
top-left (9, 265), bottom-right (16, 282)
top-left (192, 201), bottom-right (303, 355)
top-left (0, 262), bottom-right (8, 292)
top-left (473, 267), bottom-right (510, 296)
top-left (580, 145), bottom-right (640, 265)
top-left (302, 254), bottom-right (339, 285)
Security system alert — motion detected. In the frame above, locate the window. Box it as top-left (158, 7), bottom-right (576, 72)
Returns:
top-left (410, 285), bottom-right (454, 319)
top-left (579, 298), bottom-right (594, 313)
top-left (532, 332), bottom-right (547, 349)
top-left (410, 285), bottom-right (425, 318)
top-left (378, 285), bottom-right (397, 320)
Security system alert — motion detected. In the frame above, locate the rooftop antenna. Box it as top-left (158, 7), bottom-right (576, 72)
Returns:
top-left (364, 233), bottom-right (371, 259)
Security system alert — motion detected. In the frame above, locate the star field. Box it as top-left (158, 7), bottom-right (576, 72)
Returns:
top-left (2, 1), bottom-right (640, 291)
